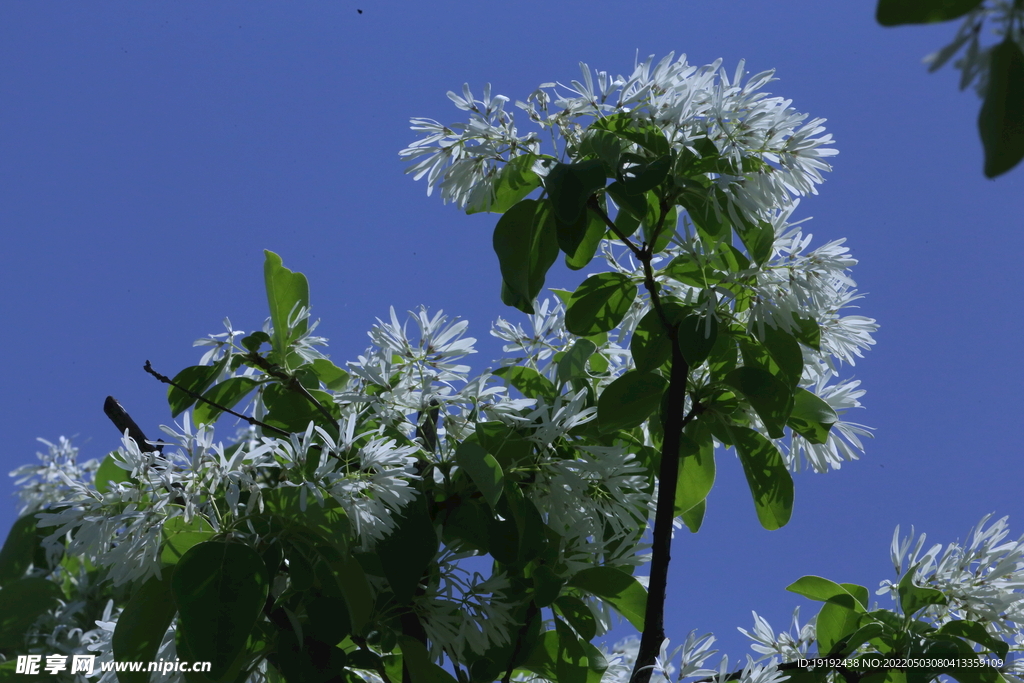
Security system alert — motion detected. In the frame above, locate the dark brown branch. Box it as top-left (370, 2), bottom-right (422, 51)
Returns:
top-left (104, 396), bottom-right (163, 452)
top-left (144, 360), bottom-right (291, 438)
top-left (631, 339), bottom-right (690, 683)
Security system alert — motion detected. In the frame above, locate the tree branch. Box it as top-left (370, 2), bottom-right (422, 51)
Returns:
top-left (104, 396), bottom-right (163, 452)
top-left (143, 360), bottom-right (291, 438)
top-left (631, 338), bottom-right (690, 683)
top-left (242, 352), bottom-right (337, 425)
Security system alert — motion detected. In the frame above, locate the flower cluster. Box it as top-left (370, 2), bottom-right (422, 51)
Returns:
top-left (402, 53), bottom-right (837, 219)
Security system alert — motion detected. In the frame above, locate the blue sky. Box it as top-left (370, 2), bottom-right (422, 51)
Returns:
top-left (1, 0), bottom-right (1022, 664)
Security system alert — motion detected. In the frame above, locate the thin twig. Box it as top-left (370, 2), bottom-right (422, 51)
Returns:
top-left (587, 195), bottom-right (644, 259)
top-left (242, 353), bottom-right (337, 425)
top-left (143, 360), bottom-right (291, 438)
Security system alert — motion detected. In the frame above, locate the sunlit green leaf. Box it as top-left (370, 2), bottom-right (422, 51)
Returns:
top-left (557, 339), bottom-right (597, 385)
top-left (193, 376), bottom-right (259, 425)
top-left (725, 366), bottom-right (793, 438)
top-left (675, 422), bottom-right (715, 516)
top-left (263, 250), bottom-right (309, 366)
top-left (729, 426), bottom-right (793, 530)
top-left (568, 567), bottom-right (647, 631)
top-left (787, 389), bottom-right (838, 444)
top-left (469, 154), bottom-right (541, 214)
top-left (493, 199), bottom-right (560, 314)
top-left (565, 272), bottom-right (637, 336)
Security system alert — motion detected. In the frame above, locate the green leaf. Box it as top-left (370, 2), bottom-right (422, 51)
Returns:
top-left (786, 576), bottom-right (866, 612)
top-left (621, 154), bottom-right (672, 196)
top-left (729, 426), bottom-right (793, 530)
top-left (677, 314), bottom-right (718, 368)
top-left (241, 331), bottom-right (270, 353)
top-left (94, 451), bottom-right (132, 494)
top-left (605, 180), bottom-right (647, 218)
top-left (564, 209), bottom-right (606, 271)
top-left (376, 497), bottom-right (436, 604)
top-left (565, 272), bottom-right (637, 337)
top-left (263, 250), bottom-right (310, 365)
top-left (398, 636), bottom-right (460, 683)
top-left (455, 441), bottom-right (505, 509)
top-left (679, 191), bottom-right (728, 241)
top-left (816, 601), bottom-right (862, 656)
top-left (898, 564), bottom-right (947, 615)
top-left (787, 389), bottom-right (839, 444)
top-left (841, 583), bottom-right (870, 611)
top-left (493, 366), bottom-right (557, 401)
top-left (937, 620), bottom-right (1009, 660)
top-left (309, 358), bottom-right (349, 391)
top-left (113, 573), bottom-right (178, 683)
top-left (523, 630), bottom-right (585, 683)
top-left (557, 339), bottom-right (597, 385)
top-left (545, 160), bottom-right (607, 226)
top-left (665, 254), bottom-right (719, 289)
top-left (597, 371), bottom-right (668, 433)
top-left (0, 516), bottom-right (41, 586)
top-left (160, 515), bottom-right (215, 567)
top-left (735, 217), bottom-right (774, 266)
top-left (172, 541), bottom-right (270, 680)
top-left (979, 36), bottom-right (1024, 178)
top-left (706, 330), bottom-right (739, 380)
top-left (755, 325), bottom-right (804, 388)
top-left (592, 113), bottom-right (670, 156)
top-left (475, 422), bottom-right (532, 469)
top-left (876, 0), bottom-right (984, 25)
top-left (579, 130), bottom-right (622, 175)
top-left (262, 384), bottom-right (338, 434)
top-left (681, 499), bottom-right (706, 533)
top-left (167, 360), bottom-right (226, 418)
top-left (630, 309), bottom-right (673, 372)
top-left (469, 154), bottom-right (542, 214)
top-left (675, 422), bottom-right (716, 516)
top-left (790, 314), bottom-right (821, 351)
top-left (567, 566), bottom-right (647, 630)
top-left (0, 577), bottom-right (64, 648)
top-left (532, 565), bottom-right (564, 608)
top-left (193, 376), bottom-right (259, 426)
top-left (553, 595), bottom-right (597, 642)
top-left (725, 366), bottom-right (793, 438)
top-left (492, 199), bottom-right (559, 313)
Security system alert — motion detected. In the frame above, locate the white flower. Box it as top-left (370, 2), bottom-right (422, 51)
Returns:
top-left (10, 437), bottom-right (99, 516)
top-left (324, 434), bottom-right (420, 547)
top-left (739, 608), bottom-right (815, 661)
top-left (416, 549), bottom-right (517, 661)
top-left (532, 444), bottom-right (650, 570)
top-left (400, 83), bottom-right (541, 210)
top-left (880, 515), bottom-right (1024, 634)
